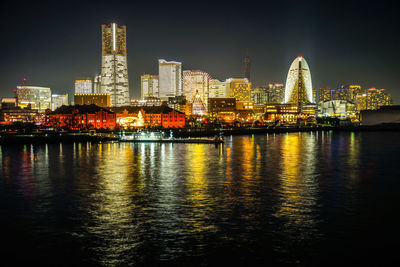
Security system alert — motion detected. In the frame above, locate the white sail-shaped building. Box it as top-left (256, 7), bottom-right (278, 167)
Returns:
top-left (284, 56), bottom-right (313, 105)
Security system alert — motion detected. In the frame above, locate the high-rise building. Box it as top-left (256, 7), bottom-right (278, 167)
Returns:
top-left (141, 74), bottom-right (159, 99)
top-left (332, 85), bottom-right (348, 101)
top-left (228, 78), bottom-right (252, 101)
top-left (244, 53), bottom-right (251, 81)
top-left (51, 94), bottom-right (69, 110)
top-left (318, 86), bottom-right (332, 102)
top-left (347, 85), bottom-right (362, 102)
top-left (267, 83), bottom-right (285, 103)
top-left (209, 79), bottom-right (230, 98)
top-left (284, 56), bottom-right (314, 108)
top-left (93, 75), bottom-right (102, 94)
top-left (75, 79), bottom-right (92, 94)
top-left (16, 85), bottom-right (52, 112)
top-left (182, 70), bottom-right (211, 109)
top-left (158, 59), bottom-right (182, 99)
top-left (365, 88), bottom-right (392, 110)
top-left (251, 87), bottom-right (268, 105)
top-left (100, 23), bottom-right (130, 107)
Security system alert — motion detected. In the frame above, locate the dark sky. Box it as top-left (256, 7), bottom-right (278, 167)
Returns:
top-left (1, 0), bottom-right (399, 102)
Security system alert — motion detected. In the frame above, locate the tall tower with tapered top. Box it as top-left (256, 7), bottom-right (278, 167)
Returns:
top-left (100, 23), bottom-right (130, 107)
top-left (284, 56), bottom-right (313, 109)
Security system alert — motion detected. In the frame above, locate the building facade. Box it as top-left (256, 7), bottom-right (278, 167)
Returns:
top-left (267, 83), bottom-right (285, 103)
top-left (318, 100), bottom-right (357, 118)
top-left (251, 87), bottom-right (268, 105)
top-left (45, 104), bottom-right (116, 130)
top-left (74, 93), bottom-right (111, 108)
top-left (52, 94), bottom-right (69, 110)
top-left (365, 88), bottom-right (392, 110)
top-left (228, 78), bottom-right (252, 101)
top-left (347, 85), bottom-right (362, 102)
top-left (75, 79), bottom-right (92, 94)
top-left (93, 75), bottom-right (102, 94)
top-left (284, 56), bottom-right (313, 108)
top-left (112, 105), bottom-right (185, 128)
top-left (100, 23), bottom-right (130, 107)
top-left (16, 85), bottom-right (51, 112)
top-left (158, 59), bottom-right (182, 99)
top-left (209, 79), bottom-right (229, 98)
top-left (141, 74), bottom-right (159, 99)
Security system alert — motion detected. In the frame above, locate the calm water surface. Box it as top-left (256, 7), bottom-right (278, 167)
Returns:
top-left (1, 132), bottom-right (399, 266)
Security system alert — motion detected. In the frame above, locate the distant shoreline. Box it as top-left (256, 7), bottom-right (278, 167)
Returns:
top-left (1, 125), bottom-right (399, 144)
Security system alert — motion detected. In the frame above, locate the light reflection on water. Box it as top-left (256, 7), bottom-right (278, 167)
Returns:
top-left (1, 132), bottom-right (400, 265)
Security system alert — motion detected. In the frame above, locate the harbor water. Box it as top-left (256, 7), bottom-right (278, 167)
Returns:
top-left (1, 131), bottom-right (399, 265)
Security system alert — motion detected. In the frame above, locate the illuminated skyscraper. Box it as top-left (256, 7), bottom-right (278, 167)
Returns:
top-left (100, 23), bottom-right (130, 107)
top-left (93, 75), bottom-right (101, 94)
top-left (267, 83), bottom-right (285, 103)
top-left (284, 56), bottom-right (314, 108)
top-left (182, 70), bottom-right (211, 109)
top-left (365, 88), bottom-right (392, 110)
top-left (209, 79), bottom-right (229, 98)
top-left (141, 74), bottom-right (159, 99)
top-left (228, 78), bottom-right (252, 101)
top-left (51, 94), bottom-right (69, 110)
top-left (318, 86), bottom-right (332, 102)
top-left (347, 85), bottom-right (362, 102)
top-left (158, 59), bottom-right (182, 99)
top-left (251, 87), bottom-right (267, 104)
top-left (75, 79), bottom-right (92, 94)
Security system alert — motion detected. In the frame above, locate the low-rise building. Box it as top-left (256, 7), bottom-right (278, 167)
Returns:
top-left (208, 98), bottom-right (236, 114)
top-left (74, 93), bottom-right (111, 108)
top-left (45, 104), bottom-right (116, 130)
top-left (111, 105), bottom-right (185, 129)
top-left (0, 105), bottom-right (40, 124)
top-left (318, 100), bottom-right (357, 118)
top-left (360, 105), bottom-right (400, 125)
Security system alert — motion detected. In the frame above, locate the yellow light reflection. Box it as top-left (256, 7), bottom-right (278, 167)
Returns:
top-left (83, 142), bottom-right (144, 265)
top-left (184, 144), bottom-right (216, 233)
top-left (274, 133), bottom-right (319, 232)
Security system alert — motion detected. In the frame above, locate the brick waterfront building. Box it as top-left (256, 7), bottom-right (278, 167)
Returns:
top-left (45, 104), bottom-right (116, 130)
top-left (111, 105), bottom-right (185, 128)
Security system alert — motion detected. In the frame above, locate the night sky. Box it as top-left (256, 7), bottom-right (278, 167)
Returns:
top-left (1, 0), bottom-right (399, 102)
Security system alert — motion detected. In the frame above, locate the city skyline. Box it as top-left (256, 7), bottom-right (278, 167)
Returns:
top-left (0, 1), bottom-right (399, 102)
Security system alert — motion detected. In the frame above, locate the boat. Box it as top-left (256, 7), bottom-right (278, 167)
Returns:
top-left (119, 130), bottom-right (223, 144)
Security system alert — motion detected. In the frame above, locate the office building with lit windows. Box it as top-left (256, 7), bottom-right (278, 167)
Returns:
top-left (158, 59), bottom-right (182, 99)
top-left (75, 79), bottom-right (92, 94)
top-left (228, 78), bottom-right (251, 101)
top-left (209, 79), bottom-right (229, 98)
top-left (141, 74), bottom-right (159, 99)
top-left (16, 85), bottom-right (52, 112)
top-left (251, 87), bottom-right (268, 105)
top-left (51, 94), bottom-right (69, 111)
top-left (365, 88), bottom-right (392, 110)
top-left (74, 93), bottom-right (111, 108)
top-left (93, 75), bottom-right (102, 93)
top-left (100, 23), bottom-right (130, 107)
top-left (267, 83), bottom-right (285, 103)
top-left (347, 85), bottom-right (362, 102)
